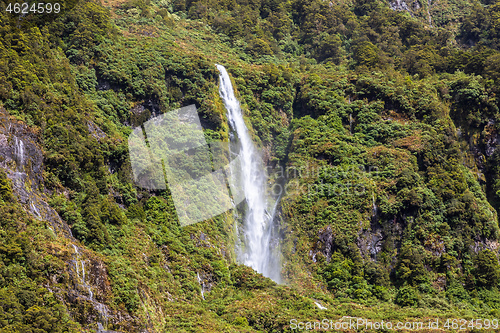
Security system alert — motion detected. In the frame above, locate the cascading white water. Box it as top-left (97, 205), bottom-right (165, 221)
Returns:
top-left (216, 64), bottom-right (280, 283)
top-left (30, 201), bottom-right (42, 219)
top-left (14, 137), bottom-right (24, 166)
top-left (71, 245), bottom-right (109, 328)
top-left (197, 272), bottom-right (205, 300)
top-left (72, 244), bottom-right (92, 299)
top-left (314, 301), bottom-right (328, 310)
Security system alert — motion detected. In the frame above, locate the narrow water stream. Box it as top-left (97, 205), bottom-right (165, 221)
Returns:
top-left (217, 65), bottom-right (281, 283)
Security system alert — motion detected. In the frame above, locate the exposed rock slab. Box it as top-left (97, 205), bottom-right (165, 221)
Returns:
top-left (0, 107), bottom-right (72, 237)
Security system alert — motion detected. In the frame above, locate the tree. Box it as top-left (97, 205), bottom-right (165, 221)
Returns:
top-left (396, 244), bottom-right (429, 286)
top-left (354, 0), bottom-right (379, 16)
top-left (247, 38), bottom-right (274, 56)
top-left (317, 34), bottom-right (342, 63)
top-left (485, 53), bottom-right (500, 82)
top-left (395, 286), bottom-right (419, 307)
top-left (353, 40), bottom-right (380, 68)
top-left (474, 250), bottom-right (500, 288)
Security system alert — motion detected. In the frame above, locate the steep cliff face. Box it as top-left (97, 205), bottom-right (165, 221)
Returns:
top-left (459, 116), bottom-right (500, 221)
top-left (0, 108), bottom-right (142, 332)
top-left (2, 0), bottom-right (500, 328)
top-left (64, 244), bottom-right (140, 332)
top-left (0, 108), bottom-right (71, 237)
top-left (389, 0), bottom-right (478, 28)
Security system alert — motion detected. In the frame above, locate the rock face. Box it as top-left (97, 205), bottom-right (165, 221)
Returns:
top-left (389, 0), bottom-right (411, 12)
top-left (388, 0), bottom-right (475, 29)
top-left (0, 107), bottom-right (72, 237)
top-left (464, 118), bottom-right (500, 253)
top-left (316, 225), bottom-right (335, 261)
top-left (314, 212), bottom-right (406, 266)
top-left (0, 108), bottom-right (137, 332)
top-left (357, 226), bottom-right (384, 260)
top-left (316, 223), bottom-right (386, 262)
top-left (64, 244), bottom-right (139, 332)
top-left (485, 120), bottom-right (499, 158)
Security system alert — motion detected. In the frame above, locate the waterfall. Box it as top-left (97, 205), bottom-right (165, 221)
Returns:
top-left (314, 301), bottom-right (328, 310)
top-left (72, 245), bottom-right (92, 299)
top-left (197, 272), bottom-right (205, 300)
top-left (14, 137), bottom-right (24, 166)
top-left (30, 201), bottom-right (42, 219)
top-left (216, 64), bottom-right (281, 283)
top-left (71, 245), bottom-right (108, 328)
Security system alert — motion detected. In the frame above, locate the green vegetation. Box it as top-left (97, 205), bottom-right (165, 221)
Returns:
top-left (0, 0), bottom-right (500, 331)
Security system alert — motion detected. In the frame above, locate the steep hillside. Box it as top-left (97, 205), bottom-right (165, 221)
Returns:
top-left (0, 0), bottom-right (500, 332)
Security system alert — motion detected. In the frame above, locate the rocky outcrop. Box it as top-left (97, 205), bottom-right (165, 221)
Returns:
top-left (389, 0), bottom-right (411, 13)
top-left (357, 226), bottom-right (384, 260)
top-left (484, 120), bottom-right (499, 158)
top-left (65, 244), bottom-right (140, 332)
top-left (0, 108), bottom-right (141, 332)
top-left (0, 107), bottom-right (72, 237)
top-left (316, 225), bottom-right (335, 261)
top-left (314, 212), bottom-right (408, 264)
top-left (88, 120), bottom-right (107, 142)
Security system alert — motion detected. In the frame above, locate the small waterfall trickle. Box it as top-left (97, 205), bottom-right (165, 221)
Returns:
top-left (14, 137), bottom-right (24, 167)
top-left (349, 114), bottom-right (353, 135)
top-left (30, 200), bottom-right (42, 219)
top-left (197, 272), bottom-right (206, 300)
top-left (371, 193), bottom-right (378, 217)
top-left (314, 301), bottom-right (328, 310)
top-left (71, 245), bottom-right (108, 329)
top-left (216, 64), bottom-right (281, 283)
top-left (95, 304), bottom-right (109, 330)
top-left (72, 245), bottom-right (92, 299)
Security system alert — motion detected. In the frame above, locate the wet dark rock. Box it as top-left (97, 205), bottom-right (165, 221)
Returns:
top-left (143, 98), bottom-right (160, 116)
top-left (0, 107), bottom-right (72, 237)
top-left (357, 226), bottom-right (384, 260)
top-left (316, 225), bottom-right (334, 261)
top-left (485, 120), bottom-right (499, 157)
top-left (471, 238), bottom-right (499, 254)
top-left (65, 243), bottom-right (139, 332)
top-left (389, 0), bottom-right (410, 12)
top-left (88, 120), bottom-right (107, 141)
top-left (98, 79), bottom-right (111, 91)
